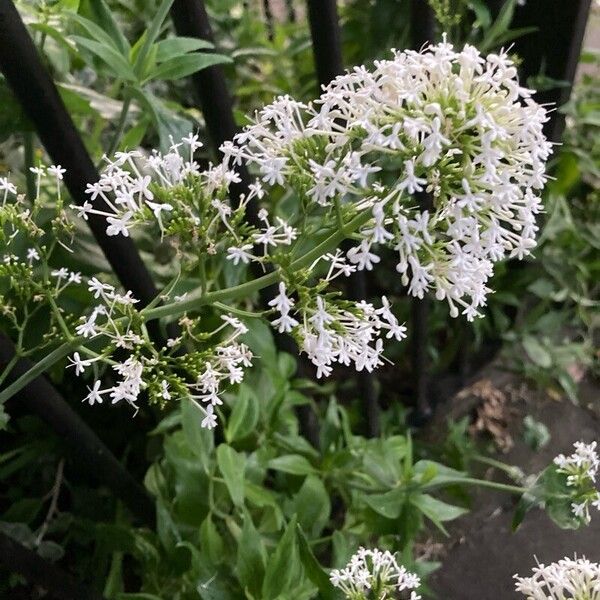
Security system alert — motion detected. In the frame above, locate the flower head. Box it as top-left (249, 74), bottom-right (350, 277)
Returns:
top-left (330, 547), bottom-right (421, 599)
top-left (515, 556), bottom-right (600, 599)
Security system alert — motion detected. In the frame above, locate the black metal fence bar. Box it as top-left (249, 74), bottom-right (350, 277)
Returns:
top-left (170, 0), bottom-right (321, 447)
top-left (512, 0), bottom-right (592, 142)
top-left (0, 335), bottom-right (155, 527)
top-left (170, 0), bottom-right (260, 225)
top-left (0, 530), bottom-right (105, 600)
top-left (305, 0), bottom-right (381, 437)
top-left (409, 2), bottom-right (436, 421)
top-left (0, 0), bottom-right (159, 309)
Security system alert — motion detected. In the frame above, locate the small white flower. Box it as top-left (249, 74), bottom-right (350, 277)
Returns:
top-left (84, 380), bottom-right (104, 405)
top-left (67, 352), bottom-right (91, 376)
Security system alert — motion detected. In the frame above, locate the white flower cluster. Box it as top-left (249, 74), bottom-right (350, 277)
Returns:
top-left (68, 276), bottom-right (253, 427)
top-left (330, 547), bottom-right (421, 600)
top-left (553, 441), bottom-right (600, 524)
top-left (80, 134), bottom-right (297, 263)
top-left (270, 284), bottom-right (406, 377)
top-left (223, 39), bottom-right (551, 320)
top-left (515, 556), bottom-right (600, 599)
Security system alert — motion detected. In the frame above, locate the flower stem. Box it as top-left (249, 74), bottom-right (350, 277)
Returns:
top-left (143, 208), bottom-right (373, 322)
top-left (0, 340), bottom-right (79, 404)
top-left (105, 95), bottom-right (132, 159)
top-left (422, 476), bottom-right (527, 496)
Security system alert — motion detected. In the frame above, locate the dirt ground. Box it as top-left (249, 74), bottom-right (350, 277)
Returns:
top-left (426, 370), bottom-right (600, 599)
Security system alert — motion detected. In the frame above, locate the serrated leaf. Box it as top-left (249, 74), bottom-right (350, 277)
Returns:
top-left (216, 444), bottom-right (245, 506)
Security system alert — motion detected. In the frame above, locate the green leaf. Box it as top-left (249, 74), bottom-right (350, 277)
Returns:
top-left (296, 525), bottom-right (336, 600)
top-left (294, 475), bottom-right (330, 537)
top-left (200, 514), bottom-right (224, 565)
top-left (268, 454), bottom-right (317, 476)
top-left (132, 0), bottom-right (176, 76)
top-left (69, 13), bottom-right (122, 51)
top-left (146, 53), bottom-right (231, 82)
top-left (468, 0), bottom-right (491, 28)
top-left (181, 399), bottom-right (214, 473)
top-left (72, 36), bottom-right (137, 81)
top-left (86, 0), bottom-right (131, 54)
top-left (482, 0), bottom-right (517, 49)
top-left (410, 494), bottom-right (468, 535)
top-left (226, 384), bottom-right (260, 443)
top-left (216, 444), bottom-right (245, 506)
top-left (236, 511), bottom-right (266, 596)
top-left (155, 37), bottom-right (214, 63)
top-left (262, 517), bottom-right (299, 599)
top-left (364, 487), bottom-right (406, 519)
top-left (522, 335), bottom-right (553, 369)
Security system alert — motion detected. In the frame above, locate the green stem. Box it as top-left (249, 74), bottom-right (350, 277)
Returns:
top-left (143, 208), bottom-right (372, 322)
top-left (472, 455), bottom-right (524, 480)
top-left (213, 302), bottom-right (266, 318)
top-left (23, 131), bottom-right (36, 202)
top-left (105, 95), bottom-right (132, 159)
top-left (422, 476), bottom-right (527, 496)
top-left (0, 341), bottom-right (78, 404)
top-left (0, 355), bottom-right (19, 389)
top-left (0, 209), bottom-right (373, 403)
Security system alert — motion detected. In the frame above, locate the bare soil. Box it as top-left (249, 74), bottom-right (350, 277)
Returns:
top-left (426, 369), bottom-right (600, 599)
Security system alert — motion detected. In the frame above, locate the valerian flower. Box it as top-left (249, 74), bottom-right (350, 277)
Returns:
top-left (552, 441), bottom-right (600, 525)
top-left (515, 556), bottom-right (600, 599)
top-left (330, 547), bottom-right (421, 599)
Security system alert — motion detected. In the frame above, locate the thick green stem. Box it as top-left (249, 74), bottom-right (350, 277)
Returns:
top-left (0, 209), bottom-right (372, 403)
top-left (0, 341), bottom-right (78, 404)
top-left (143, 208), bottom-right (372, 322)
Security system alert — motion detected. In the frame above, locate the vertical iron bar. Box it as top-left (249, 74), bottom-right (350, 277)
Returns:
top-left (0, 335), bottom-right (155, 527)
top-left (512, 0), bottom-right (592, 142)
top-left (0, 530), bottom-right (105, 600)
top-left (262, 0), bottom-right (275, 40)
top-left (170, 0), bottom-right (260, 225)
top-left (0, 0), bottom-right (159, 310)
top-left (305, 0), bottom-right (381, 437)
top-left (170, 0), bottom-right (321, 447)
top-left (410, 0), bottom-right (436, 49)
top-left (409, 3), bottom-right (436, 422)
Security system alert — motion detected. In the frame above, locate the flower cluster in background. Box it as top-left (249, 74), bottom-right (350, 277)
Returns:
top-left (553, 441), bottom-right (600, 524)
top-left (330, 547), bottom-right (421, 599)
top-left (515, 556), bottom-right (600, 599)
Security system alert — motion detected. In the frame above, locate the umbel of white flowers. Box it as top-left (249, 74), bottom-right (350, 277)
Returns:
top-left (0, 39), bottom-right (551, 426)
top-left (554, 441), bottom-right (600, 524)
top-left (330, 547), bottom-right (421, 599)
top-left (515, 556), bottom-right (600, 599)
